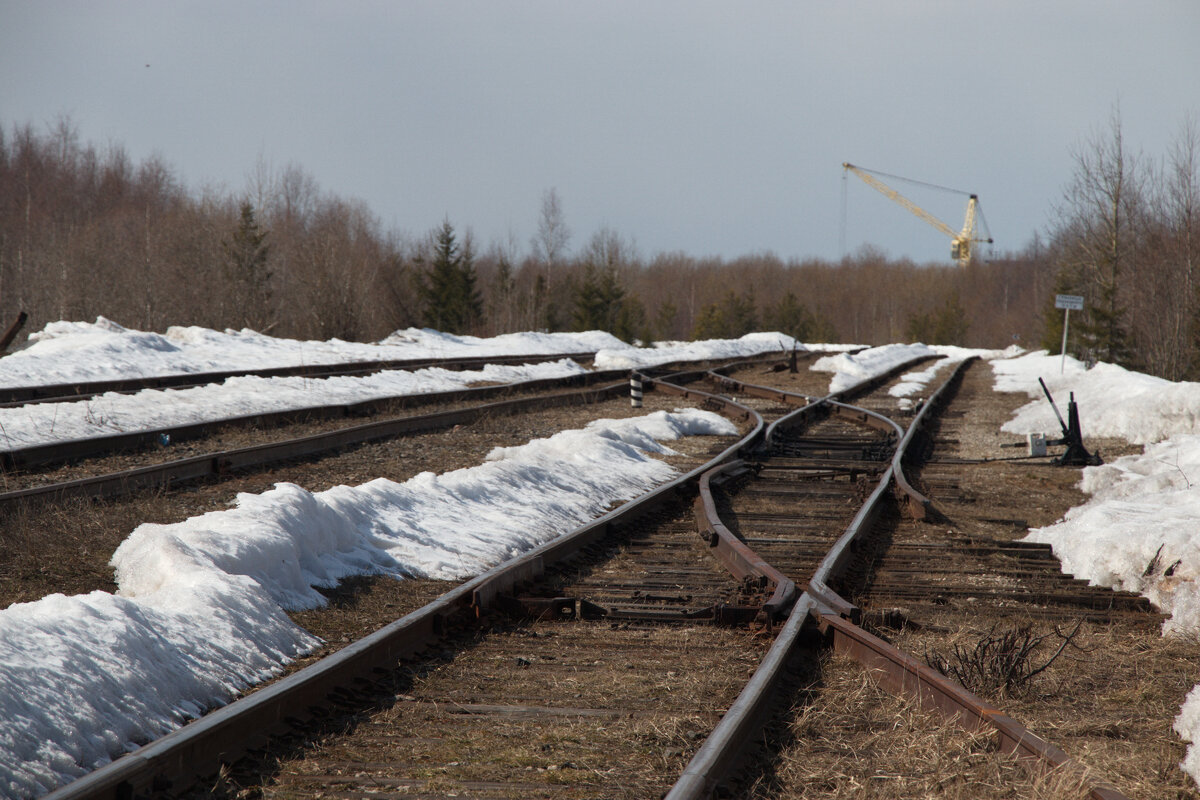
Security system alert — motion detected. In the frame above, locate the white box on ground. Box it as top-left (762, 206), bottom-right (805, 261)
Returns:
top-left (1027, 433), bottom-right (1047, 457)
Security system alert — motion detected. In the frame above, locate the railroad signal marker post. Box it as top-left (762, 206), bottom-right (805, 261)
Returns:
top-left (1055, 294), bottom-right (1084, 374)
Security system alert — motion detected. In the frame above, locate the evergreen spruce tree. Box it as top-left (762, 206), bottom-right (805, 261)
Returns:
top-left (722, 291), bottom-right (758, 337)
top-left (905, 291), bottom-right (969, 345)
top-left (691, 302), bottom-right (727, 340)
top-left (570, 263), bottom-right (627, 332)
top-left (222, 201), bottom-right (272, 329)
top-left (764, 291), bottom-right (815, 342)
top-left (691, 292), bottom-right (758, 340)
top-left (420, 220), bottom-right (481, 333)
top-left (568, 261), bottom-right (644, 341)
top-left (570, 264), bottom-right (608, 331)
top-left (653, 301), bottom-right (679, 340)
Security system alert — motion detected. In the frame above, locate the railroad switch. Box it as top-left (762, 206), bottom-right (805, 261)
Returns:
top-left (1037, 378), bottom-right (1102, 467)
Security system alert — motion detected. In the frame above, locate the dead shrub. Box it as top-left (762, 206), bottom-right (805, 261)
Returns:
top-left (925, 621), bottom-right (1083, 698)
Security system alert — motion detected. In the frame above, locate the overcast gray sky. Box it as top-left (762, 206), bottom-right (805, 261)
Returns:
top-left (2, 1), bottom-right (1197, 265)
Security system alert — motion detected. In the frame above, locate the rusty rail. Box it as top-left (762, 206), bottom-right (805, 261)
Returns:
top-left (0, 350), bottom-right (599, 406)
top-left (669, 357), bottom-right (1133, 800)
top-left (0, 369), bottom-right (629, 472)
top-left (890, 355), bottom-right (976, 520)
top-left (816, 613), bottom-right (1127, 799)
top-left (41, 375), bottom-right (763, 800)
top-left (709, 353), bottom-right (941, 408)
top-left (667, 592), bottom-right (821, 800)
top-left (0, 354), bottom-right (785, 472)
top-left (0, 382), bottom-right (632, 509)
top-left (670, 390), bottom-right (895, 799)
top-left (693, 460), bottom-right (796, 624)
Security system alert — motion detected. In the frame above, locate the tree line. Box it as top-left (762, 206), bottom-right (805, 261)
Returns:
top-left (1040, 109), bottom-right (1200, 380)
top-left (0, 114), bottom-right (1193, 379)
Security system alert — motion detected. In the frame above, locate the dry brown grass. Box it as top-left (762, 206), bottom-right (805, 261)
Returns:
top-left (0, 493), bottom-right (163, 605)
top-left (744, 652), bottom-right (1098, 799)
top-left (224, 620), bottom-right (766, 800)
top-left (888, 616), bottom-right (1200, 798)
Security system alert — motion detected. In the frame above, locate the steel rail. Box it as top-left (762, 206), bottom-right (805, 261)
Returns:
top-left (890, 355), bottom-right (976, 520)
top-left (669, 391), bottom-right (894, 799)
top-left (0, 351), bottom-right (599, 406)
top-left (709, 353), bottom-right (942, 409)
top-left (807, 359), bottom-right (987, 609)
top-left (674, 354), bottom-right (924, 625)
top-left (808, 358), bottom-right (1129, 799)
top-left (42, 376), bottom-right (763, 800)
top-left (815, 614), bottom-right (1128, 800)
top-left (1, 354), bottom-right (788, 472)
top-left (692, 459), bottom-right (797, 625)
top-left (668, 358), bottom-right (1133, 800)
top-left (0, 381), bottom-right (633, 509)
top-left (0, 369), bottom-right (630, 472)
top-left (666, 592), bottom-right (821, 800)
top-left (803, 405), bottom-right (901, 622)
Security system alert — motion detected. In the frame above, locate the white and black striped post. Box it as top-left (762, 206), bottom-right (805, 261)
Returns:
top-left (630, 371), bottom-right (643, 408)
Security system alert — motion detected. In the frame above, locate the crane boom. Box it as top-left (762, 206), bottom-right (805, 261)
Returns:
top-left (843, 163), bottom-right (956, 239)
top-left (842, 162), bottom-right (993, 266)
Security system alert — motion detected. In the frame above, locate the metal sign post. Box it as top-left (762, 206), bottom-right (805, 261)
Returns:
top-left (1055, 294), bottom-right (1084, 374)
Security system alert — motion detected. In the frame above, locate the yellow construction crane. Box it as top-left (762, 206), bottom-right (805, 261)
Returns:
top-left (842, 162), bottom-right (993, 267)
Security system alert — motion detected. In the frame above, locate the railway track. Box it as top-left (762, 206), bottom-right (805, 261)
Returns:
top-left (0, 373), bottom-right (629, 505)
top-left (0, 365), bottom-right (625, 474)
top-left (0, 351), bottom-right (599, 408)
top-left (28, 355), bottom-right (1166, 799)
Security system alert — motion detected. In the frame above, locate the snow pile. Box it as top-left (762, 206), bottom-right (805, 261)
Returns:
top-left (994, 350), bottom-right (1200, 444)
top-left (1022, 434), bottom-right (1200, 783)
top-left (1025, 440), bottom-right (1200, 635)
top-left (0, 360), bottom-right (586, 452)
top-left (0, 408), bottom-right (735, 798)
top-left (810, 343), bottom-right (938, 394)
top-left (592, 332), bottom-right (803, 370)
top-left (378, 326), bottom-right (627, 359)
top-left (888, 345), bottom-right (1015, 409)
top-left (0, 318), bottom-right (628, 388)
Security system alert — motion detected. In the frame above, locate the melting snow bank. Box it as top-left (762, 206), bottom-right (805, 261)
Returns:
top-left (0, 360), bottom-right (588, 452)
top-left (0, 318), bottom-right (627, 388)
top-left (994, 350), bottom-right (1200, 445)
top-left (1024, 439), bottom-right (1200, 636)
top-left (1022, 439), bottom-right (1200, 784)
top-left (0, 408), bottom-right (736, 799)
top-left (592, 332), bottom-right (855, 370)
top-left (993, 351), bottom-right (1200, 784)
top-left (884, 345), bottom-right (1014, 408)
top-left (811, 343), bottom-right (939, 394)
